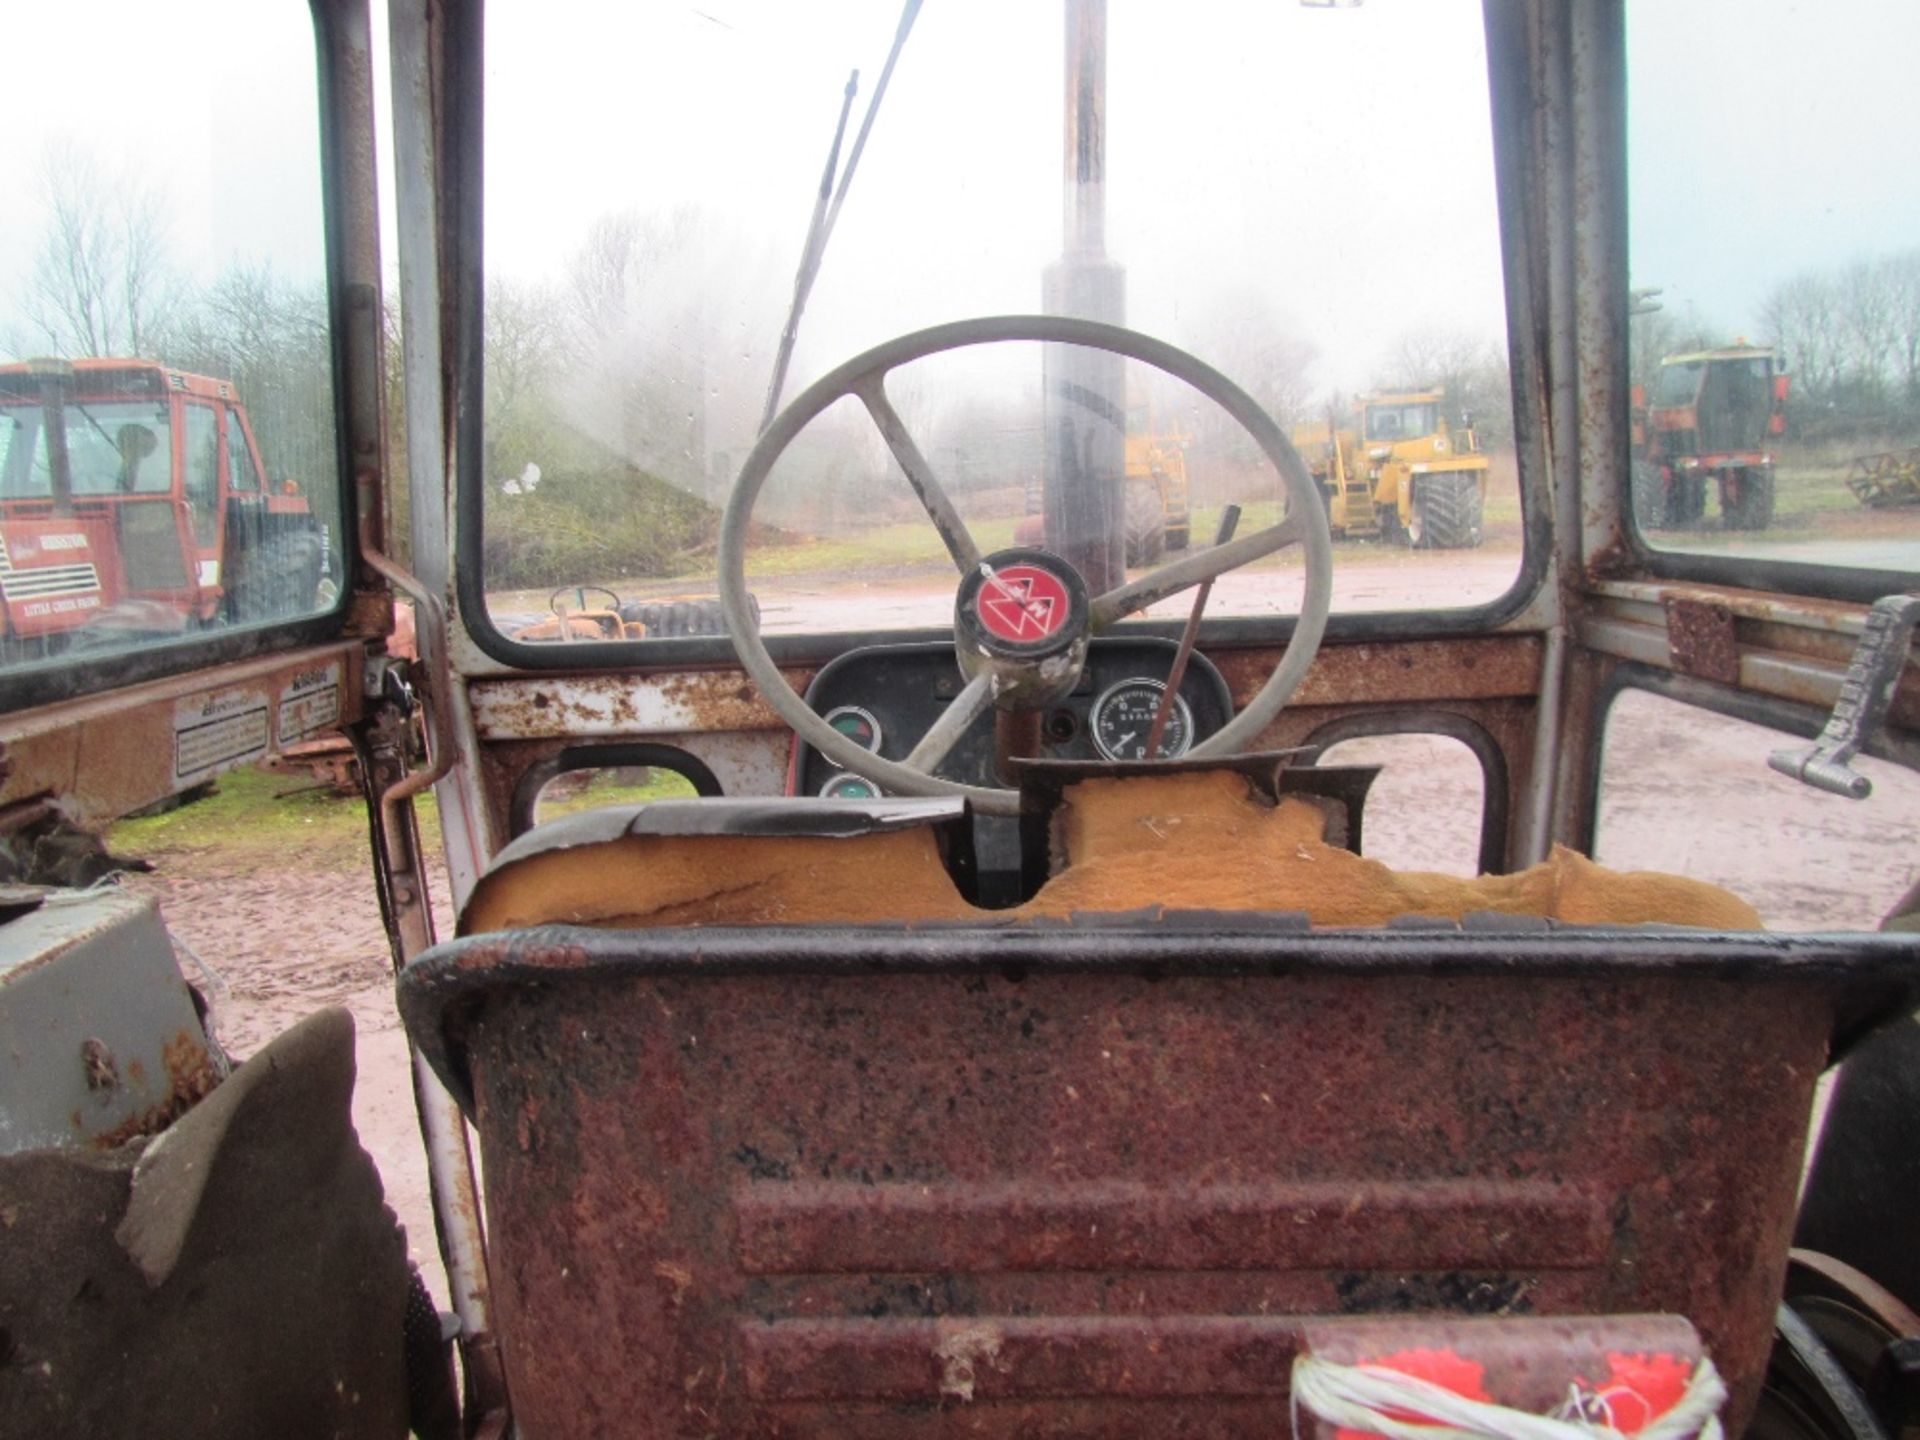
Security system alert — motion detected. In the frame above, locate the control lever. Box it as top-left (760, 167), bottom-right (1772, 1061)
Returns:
top-left (1768, 594), bottom-right (1919, 799)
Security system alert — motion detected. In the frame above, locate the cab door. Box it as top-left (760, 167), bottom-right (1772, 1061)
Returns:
top-left (0, 0), bottom-right (390, 826)
top-left (1555, 0), bottom-right (1920, 1357)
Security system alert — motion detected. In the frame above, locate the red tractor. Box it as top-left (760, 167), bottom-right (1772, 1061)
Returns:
top-left (0, 357), bottom-right (326, 658)
top-left (1631, 343), bottom-right (1788, 531)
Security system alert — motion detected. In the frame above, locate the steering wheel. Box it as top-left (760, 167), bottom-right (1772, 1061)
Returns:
top-left (550, 584), bottom-right (622, 616)
top-left (719, 316), bottom-right (1333, 818)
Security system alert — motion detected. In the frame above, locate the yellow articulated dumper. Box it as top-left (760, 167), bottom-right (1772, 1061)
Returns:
top-left (1292, 390), bottom-right (1489, 548)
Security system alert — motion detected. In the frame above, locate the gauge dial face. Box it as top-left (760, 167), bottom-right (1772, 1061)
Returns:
top-left (1091, 679), bottom-right (1192, 762)
top-left (821, 704), bottom-right (884, 753)
top-left (818, 772), bottom-right (882, 800)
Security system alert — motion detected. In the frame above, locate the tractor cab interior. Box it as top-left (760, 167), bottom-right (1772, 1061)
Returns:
top-left (2, 2), bottom-right (1919, 1438)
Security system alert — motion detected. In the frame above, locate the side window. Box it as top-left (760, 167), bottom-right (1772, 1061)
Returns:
top-left (1626, 1), bottom-right (1919, 581)
top-left (225, 408), bottom-right (260, 493)
top-left (1313, 730), bottom-right (1495, 878)
top-left (1595, 688), bottom-right (1919, 931)
top-left (0, 1), bottom-right (344, 694)
top-left (183, 404), bottom-right (220, 547)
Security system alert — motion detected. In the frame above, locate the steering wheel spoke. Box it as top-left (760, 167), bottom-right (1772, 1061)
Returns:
top-left (1090, 514), bottom-right (1305, 630)
top-left (902, 670), bottom-right (993, 773)
top-left (854, 376), bottom-right (982, 574)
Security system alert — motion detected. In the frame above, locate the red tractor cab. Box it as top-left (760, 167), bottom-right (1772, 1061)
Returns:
top-left (0, 358), bottom-right (325, 658)
top-left (1631, 345), bottom-right (1789, 532)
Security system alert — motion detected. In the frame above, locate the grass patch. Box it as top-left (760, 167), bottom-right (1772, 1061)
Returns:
top-left (530, 767), bottom-right (698, 823)
top-left (107, 762), bottom-right (441, 867)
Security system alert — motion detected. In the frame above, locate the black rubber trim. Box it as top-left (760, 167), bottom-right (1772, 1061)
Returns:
top-left (1624, 509), bottom-right (1917, 608)
top-left (1298, 710), bottom-right (1513, 876)
top-left (507, 742), bottom-right (723, 838)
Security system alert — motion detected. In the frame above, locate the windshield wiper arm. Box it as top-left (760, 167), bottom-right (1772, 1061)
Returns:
top-left (758, 0), bottom-right (925, 433)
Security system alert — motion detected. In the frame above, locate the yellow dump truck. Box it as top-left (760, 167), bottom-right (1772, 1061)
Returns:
top-left (1292, 390), bottom-right (1489, 549)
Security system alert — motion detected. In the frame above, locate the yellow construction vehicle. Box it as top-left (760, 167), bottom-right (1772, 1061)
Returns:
top-left (1120, 404), bottom-right (1192, 564)
top-left (1018, 399), bottom-right (1193, 565)
top-left (1292, 389), bottom-right (1489, 548)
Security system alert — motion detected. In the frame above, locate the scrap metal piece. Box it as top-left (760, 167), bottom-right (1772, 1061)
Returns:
top-left (1769, 595), bottom-right (1920, 800)
top-left (0, 889), bottom-right (215, 1155)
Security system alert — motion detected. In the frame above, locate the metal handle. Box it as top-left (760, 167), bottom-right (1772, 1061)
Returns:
top-left (1768, 594), bottom-right (1920, 800)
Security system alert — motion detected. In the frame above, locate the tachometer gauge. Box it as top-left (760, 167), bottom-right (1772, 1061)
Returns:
top-left (822, 704), bottom-right (884, 753)
top-left (818, 772), bottom-right (882, 800)
top-left (1091, 679), bottom-right (1192, 762)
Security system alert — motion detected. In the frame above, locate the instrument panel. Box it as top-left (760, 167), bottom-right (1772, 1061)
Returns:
top-left (794, 638), bottom-right (1235, 797)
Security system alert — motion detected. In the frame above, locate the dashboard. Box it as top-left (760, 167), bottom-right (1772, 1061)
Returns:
top-left (792, 638), bottom-right (1235, 798)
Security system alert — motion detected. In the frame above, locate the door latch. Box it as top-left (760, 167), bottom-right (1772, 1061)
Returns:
top-left (1768, 594), bottom-right (1919, 799)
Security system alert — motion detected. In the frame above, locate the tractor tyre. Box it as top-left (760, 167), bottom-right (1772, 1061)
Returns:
top-left (1631, 459), bottom-right (1666, 530)
top-left (1669, 473), bottom-right (1708, 526)
top-left (1410, 472), bottom-right (1484, 550)
top-left (619, 593), bottom-right (759, 638)
top-left (227, 526), bottom-right (325, 625)
top-left (1723, 466), bottom-right (1776, 531)
top-left (1123, 477), bottom-right (1168, 567)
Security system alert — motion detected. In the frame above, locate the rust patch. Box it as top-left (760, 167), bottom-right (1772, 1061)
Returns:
top-left (90, 1029), bottom-right (224, 1150)
top-left (656, 668), bottom-right (806, 733)
top-left (1665, 598), bottom-right (1739, 685)
top-left (472, 665), bottom-right (818, 741)
top-left (1212, 636), bottom-right (1542, 712)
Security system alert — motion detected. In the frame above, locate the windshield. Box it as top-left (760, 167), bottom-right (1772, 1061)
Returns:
top-left (0, 401), bottom-right (174, 498)
top-left (478, 1), bottom-right (1522, 644)
top-left (1363, 402), bottom-right (1440, 442)
top-left (1650, 362), bottom-right (1702, 409)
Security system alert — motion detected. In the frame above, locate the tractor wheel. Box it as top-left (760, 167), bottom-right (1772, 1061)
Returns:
top-left (1669, 472), bottom-right (1708, 526)
top-left (1409, 472), bottom-right (1484, 550)
top-left (227, 526), bottom-right (325, 624)
top-left (1123, 476), bottom-right (1168, 567)
top-left (1724, 466), bottom-right (1776, 531)
top-left (1631, 459), bottom-right (1666, 530)
top-left (618, 593), bottom-right (759, 638)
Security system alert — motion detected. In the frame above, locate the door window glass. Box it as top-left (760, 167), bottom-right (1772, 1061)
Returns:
top-left (0, 2), bottom-right (343, 685)
top-left (1627, 1), bottom-right (1920, 575)
top-left (1595, 689), bottom-right (1919, 932)
top-left (184, 404), bottom-right (220, 547)
top-left (226, 408), bottom-right (261, 493)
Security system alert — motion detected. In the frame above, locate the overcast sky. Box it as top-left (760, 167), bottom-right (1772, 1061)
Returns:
top-left (1626, 1), bottom-right (1920, 337)
top-left (2, 2), bottom-right (1912, 395)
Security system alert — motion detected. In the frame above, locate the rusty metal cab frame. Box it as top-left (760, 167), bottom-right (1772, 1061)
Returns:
top-left (1, 3), bottom-right (1917, 1438)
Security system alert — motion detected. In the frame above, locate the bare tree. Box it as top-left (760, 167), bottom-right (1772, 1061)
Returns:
top-left (1761, 271), bottom-right (1844, 405)
top-left (1887, 249), bottom-right (1920, 408)
top-left (1377, 327), bottom-right (1513, 444)
top-left (24, 140), bottom-right (177, 357)
top-left (1838, 258), bottom-right (1897, 407)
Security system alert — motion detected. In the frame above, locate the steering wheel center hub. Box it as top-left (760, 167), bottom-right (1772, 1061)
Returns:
top-left (954, 547), bottom-right (1091, 710)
